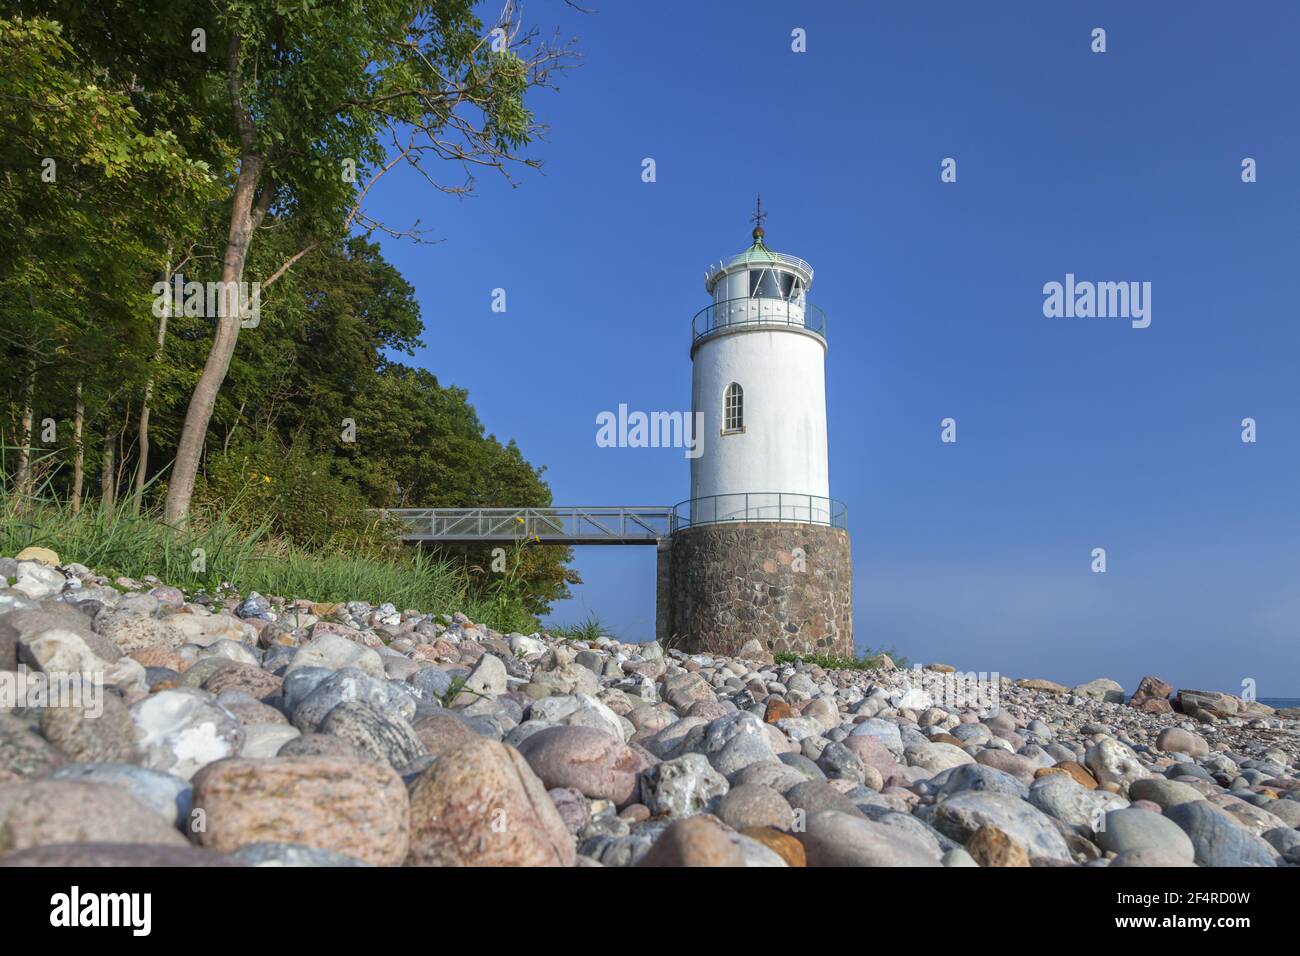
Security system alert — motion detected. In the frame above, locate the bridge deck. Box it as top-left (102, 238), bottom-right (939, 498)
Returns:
top-left (381, 507), bottom-right (674, 545)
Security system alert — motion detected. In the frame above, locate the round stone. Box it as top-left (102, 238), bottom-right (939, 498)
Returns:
top-left (797, 810), bottom-right (942, 867)
top-left (406, 737), bottom-right (574, 867)
top-left (190, 756), bottom-right (409, 866)
top-left (516, 725), bottom-right (647, 806)
top-left (1164, 801), bottom-right (1280, 867)
top-left (642, 753), bottom-right (729, 817)
top-left (718, 783), bottom-right (795, 831)
top-left (965, 825), bottom-right (1030, 867)
top-left (0, 780), bottom-right (189, 854)
top-left (39, 691), bottom-right (139, 763)
top-left (1098, 807), bottom-right (1195, 862)
top-left (636, 816), bottom-right (744, 867)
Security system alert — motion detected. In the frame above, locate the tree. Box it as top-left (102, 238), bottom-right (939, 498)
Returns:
top-left (0, 8), bottom-right (580, 617)
top-left (160, 0), bottom-right (573, 526)
top-left (0, 16), bottom-right (213, 506)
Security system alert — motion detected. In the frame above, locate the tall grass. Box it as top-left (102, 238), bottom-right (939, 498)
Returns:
top-left (461, 543), bottom-right (551, 636)
top-left (548, 611), bottom-right (612, 642)
top-left (1, 454), bottom-right (536, 629)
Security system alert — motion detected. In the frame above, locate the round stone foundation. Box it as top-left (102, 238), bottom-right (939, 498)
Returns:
top-left (666, 522), bottom-right (852, 658)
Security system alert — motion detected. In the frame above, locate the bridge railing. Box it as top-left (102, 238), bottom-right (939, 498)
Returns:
top-left (382, 498), bottom-right (848, 542)
top-left (381, 506), bottom-right (674, 544)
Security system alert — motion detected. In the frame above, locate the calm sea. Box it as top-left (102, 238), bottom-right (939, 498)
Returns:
top-left (1260, 698), bottom-right (1300, 708)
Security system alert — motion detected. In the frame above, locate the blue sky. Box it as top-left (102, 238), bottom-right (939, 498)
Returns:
top-left (363, 1), bottom-right (1300, 694)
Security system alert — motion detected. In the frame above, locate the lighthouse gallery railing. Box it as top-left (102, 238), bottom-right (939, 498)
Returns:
top-left (671, 493), bottom-right (847, 531)
top-left (691, 296), bottom-right (827, 344)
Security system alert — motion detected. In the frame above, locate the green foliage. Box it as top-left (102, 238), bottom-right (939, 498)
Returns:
top-left (0, 15), bottom-right (216, 472)
top-left (0, 6), bottom-right (578, 620)
top-left (194, 433), bottom-right (399, 552)
top-left (774, 648), bottom-right (909, 672)
top-left (0, 473), bottom-right (537, 631)
top-left (548, 612), bottom-right (613, 643)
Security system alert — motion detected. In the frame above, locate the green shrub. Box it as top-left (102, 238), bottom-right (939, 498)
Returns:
top-left (195, 435), bottom-right (403, 552)
top-left (774, 647), bottom-right (908, 671)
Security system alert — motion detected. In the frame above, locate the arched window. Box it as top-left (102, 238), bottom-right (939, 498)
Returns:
top-left (723, 383), bottom-right (744, 433)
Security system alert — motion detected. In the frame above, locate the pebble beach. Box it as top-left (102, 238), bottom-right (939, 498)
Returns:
top-left (2, 546), bottom-right (1297, 868)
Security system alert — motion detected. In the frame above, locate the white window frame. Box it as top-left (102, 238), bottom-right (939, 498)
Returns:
top-left (722, 382), bottom-right (744, 435)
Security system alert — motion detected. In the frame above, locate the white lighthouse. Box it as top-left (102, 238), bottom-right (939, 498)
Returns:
top-left (688, 203), bottom-right (832, 524)
top-left (662, 203), bottom-right (853, 659)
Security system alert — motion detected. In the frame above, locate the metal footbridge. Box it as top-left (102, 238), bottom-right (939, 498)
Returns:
top-left (380, 507), bottom-right (674, 545)
top-left (381, 495), bottom-right (847, 545)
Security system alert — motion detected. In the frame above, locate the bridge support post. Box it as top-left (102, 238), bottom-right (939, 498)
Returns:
top-left (655, 538), bottom-right (672, 646)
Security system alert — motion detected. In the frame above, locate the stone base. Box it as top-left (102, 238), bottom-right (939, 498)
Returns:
top-left (662, 522), bottom-right (852, 658)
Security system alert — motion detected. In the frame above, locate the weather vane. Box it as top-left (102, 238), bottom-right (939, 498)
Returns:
top-left (750, 193), bottom-right (767, 240)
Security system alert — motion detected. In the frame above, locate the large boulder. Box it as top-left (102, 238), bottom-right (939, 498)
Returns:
top-left (286, 633), bottom-right (385, 679)
top-left (1129, 675), bottom-right (1173, 713)
top-left (1072, 678), bottom-right (1125, 704)
top-left (190, 756), bottom-right (409, 866)
top-left (1098, 807), bottom-right (1195, 863)
top-left (0, 780), bottom-right (189, 855)
top-left (130, 688), bottom-right (244, 780)
top-left (1177, 689), bottom-right (1239, 719)
top-left (406, 737), bottom-right (573, 867)
top-left (1164, 801), bottom-right (1280, 867)
top-left (932, 791), bottom-right (1073, 863)
top-left (516, 725), bottom-right (647, 806)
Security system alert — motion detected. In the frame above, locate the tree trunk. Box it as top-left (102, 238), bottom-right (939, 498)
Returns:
top-left (100, 429), bottom-right (117, 520)
top-left (164, 151), bottom-right (268, 527)
top-left (14, 362), bottom-right (34, 499)
top-left (71, 383), bottom-right (84, 515)
top-left (115, 403), bottom-right (130, 505)
top-left (134, 254), bottom-right (172, 514)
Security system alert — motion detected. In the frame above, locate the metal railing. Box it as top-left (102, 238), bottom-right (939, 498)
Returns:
top-left (705, 251), bottom-right (814, 288)
top-left (671, 493), bottom-right (848, 531)
top-left (381, 497), bottom-right (848, 542)
top-left (692, 296), bottom-right (827, 344)
top-left (381, 506), bottom-right (673, 544)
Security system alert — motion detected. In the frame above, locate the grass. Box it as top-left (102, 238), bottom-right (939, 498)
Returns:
top-left (774, 647), bottom-right (908, 671)
top-left (547, 611), bottom-right (611, 642)
top-left (1, 465), bottom-right (537, 632)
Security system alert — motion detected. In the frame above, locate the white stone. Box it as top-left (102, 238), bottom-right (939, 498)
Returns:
top-left (12, 563), bottom-right (66, 599)
top-left (287, 632), bottom-right (385, 679)
top-left (131, 689), bottom-right (244, 779)
top-left (18, 628), bottom-right (107, 675)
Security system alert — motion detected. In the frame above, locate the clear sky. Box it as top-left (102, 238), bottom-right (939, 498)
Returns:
top-left (363, 1), bottom-right (1300, 695)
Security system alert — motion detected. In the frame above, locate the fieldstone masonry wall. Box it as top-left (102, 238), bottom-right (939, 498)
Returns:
top-left (662, 522), bottom-right (853, 658)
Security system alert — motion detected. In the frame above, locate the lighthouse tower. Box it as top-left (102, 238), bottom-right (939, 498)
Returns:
top-left (661, 203), bottom-right (853, 659)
